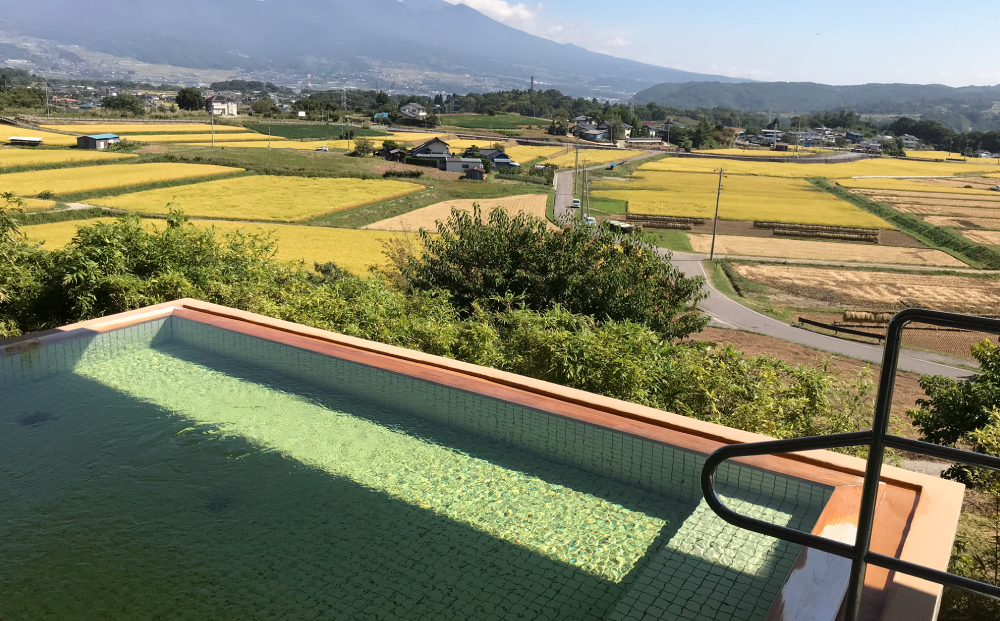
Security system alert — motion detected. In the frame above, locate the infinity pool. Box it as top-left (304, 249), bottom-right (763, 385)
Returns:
top-left (1, 314), bottom-right (831, 620)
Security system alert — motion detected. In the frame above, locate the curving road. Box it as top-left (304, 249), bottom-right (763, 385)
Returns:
top-left (553, 167), bottom-right (973, 379)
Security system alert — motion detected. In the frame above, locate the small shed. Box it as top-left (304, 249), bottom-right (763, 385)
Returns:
top-left (77, 134), bottom-right (121, 150)
top-left (465, 167), bottom-right (487, 181)
top-left (440, 157), bottom-right (481, 173)
top-left (8, 136), bottom-right (44, 147)
top-left (773, 142), bottom-right (790, 152)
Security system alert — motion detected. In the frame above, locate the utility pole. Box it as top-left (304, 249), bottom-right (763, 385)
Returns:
top-left (574, 144), bottom-right (580, 196)
top-left (211, 108), bottom-right (215, 147)
top-left (710, 168), bottom-right (725, 260)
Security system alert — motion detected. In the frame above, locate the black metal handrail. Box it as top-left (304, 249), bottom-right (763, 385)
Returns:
top-left (701, 309), bottom-right (1000, 621)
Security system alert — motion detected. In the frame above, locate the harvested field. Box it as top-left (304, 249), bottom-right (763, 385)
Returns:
top-left (91, 175), bottom-right (424, 222)
top-left (893, 204), bottom-right (1000, 217)
top-left (836, 178), bottom-right (1000, 195)
top-left (544, 149), bottom-right (647, 168)
top-left (598, 171), bottom-right (892, 228)
top-left (962, 230), bottom-right (1000, 245)
top-left (689, 234), bottom-right (965, 266)
top-left (641, 156), bottom-right (1000, 178)
top-left (851, 189), bottom-right (1000, 205)
top-left (1, 163), bottom-right (240, 196)
top-left (364, 194), bottom-right (553, 232)
top-left (20, 217), bottom-right (409, 275)
top-left (0, 148), bottom-right (135, 169)
top-left (925, 216), bottom-right (1000, 229)
top-left (918, 176), bottom-right (1000, 190)
top-left (41, 124), bottom-right (249, 134)
top-left (731, 264), bottom-right (1000, 314)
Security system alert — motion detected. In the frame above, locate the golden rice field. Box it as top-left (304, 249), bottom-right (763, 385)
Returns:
top-left (505, 145), bottom-right (567, 163)
top-left (19, 217), bottom-right (410, 275)
top-left (907, 150), bottom-right (1000, 162)
top-left (835, 178), bottom-right (1000, 195)
top-left (595, 170), bottom-right (892, 228)
top-left (1, 163), bottom-right (240, 196)
top-left (732, 264), bottom-right (1000, 313)
top-left (687, 234), bottom-right (964, 266)
top-left (925, 216), bottom-right (1000, 229)
top-left (41, 124), bottom-right (250, 134)
top-left (3, 130), bottom-right (79, 147)
top-left (123, 133), bottom-right (280, 143)
top-left (90, 175), bottom-right (424, 222)
top-left (962, 230), bottom-right (1000, 245)
top-left (640, 156), bottom-right (1000, 178)
top-left (0, 148), bottom-right (135, 168)
top-left (21, 198), bottom-right (57, 210)
top-left (364, 194), bottom-right (553, 232)
top-left (544, 149), bottom-right (647, 168)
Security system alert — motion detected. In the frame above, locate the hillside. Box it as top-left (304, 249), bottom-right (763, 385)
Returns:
top-left (635, 81), bottom-right (1000, 131)
top-left (0, 0), bottom-right (743, 97)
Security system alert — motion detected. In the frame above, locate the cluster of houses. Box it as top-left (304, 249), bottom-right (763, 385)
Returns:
top-left (386, 137), bottom-right (520, 180)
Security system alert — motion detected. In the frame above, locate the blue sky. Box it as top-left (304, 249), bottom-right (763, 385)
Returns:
top-left (444, 0), bottom-right (1000, 86)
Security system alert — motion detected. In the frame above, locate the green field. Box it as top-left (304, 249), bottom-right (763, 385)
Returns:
top-left (438, 114), bottom-right (551, 129)
top-left (244, 124), bottom-right (388, 141)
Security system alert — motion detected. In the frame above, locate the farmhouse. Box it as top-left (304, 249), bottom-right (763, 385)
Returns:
top-left (411, 137), bottom-right (451, 160)
top-left (845, 131), bottom-right (864, 144)
top-left (206, 95), bottom-right (238, 117)
top-left (77, 134), bottom-right (121, 150)
top-left (471, 148), bottom-right (519, 170)
top-left (400, 102), bottom-right (428, 120)
top-left (440, 157), bottom-right (483, 173)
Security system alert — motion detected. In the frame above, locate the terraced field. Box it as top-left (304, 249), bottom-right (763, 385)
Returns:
top-left (962, 230), bottom-right (1000, 245)
top-left (19, 218), bottom-right (408, 275)
top-left (544, 150), bottom-right (647, 168)
top-left (836, 178), bottom-right (1000, 195)
top-left (0, 148), bottom-right (135, 169)
top-left (595, 170), bottom-right (892, 228)
top-left (732, 264), bottom-right (1000, 313)
top-left (90, 175), bottom-right (424, 222)
top-left (641, 156), bottom-right (1000, 178)
top-left (41, 123), bottom-right (249, 134)
top-left (2, 129), bottom-right (80, 147)
top-left (688, 234), bottom-right (964, 266)
top-left (1, 163), bottom-right (240, 196)
top-left (364, 194), bottom-right (552, 232)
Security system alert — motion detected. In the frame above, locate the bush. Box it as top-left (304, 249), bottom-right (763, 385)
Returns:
top-left (383, 170), bottom-right (423, 179)
top-left (404, 157), bottom-right (440, 168)
top-left (396, 205), bottom-right (708, 341)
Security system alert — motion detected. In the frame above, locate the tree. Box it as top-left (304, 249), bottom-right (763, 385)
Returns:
top-left (0, 87), bottom-right (46, 110)
top-left (101, 94), bottom-right (145, 116)
top-left (175, 87), bottom-right (204, 111)
top-left (397, 206), bottom-right (708, 341)
top-left (375, 91), bottom-right (391, 107)
top-left (250, 96), bottom-right (279, 117)
top-left (0, 74), bottom-right (11, 93)
top-left (352, 136), bottom-right (374, 157)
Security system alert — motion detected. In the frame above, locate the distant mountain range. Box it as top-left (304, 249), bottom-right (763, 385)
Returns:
top-left (0, 0), bottom-right (743, 96)
top-left (635, 81), bottom-right (1000, 131)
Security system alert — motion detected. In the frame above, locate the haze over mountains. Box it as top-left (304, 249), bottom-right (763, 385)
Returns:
top-left (0, 0), bottom-right (742, 96)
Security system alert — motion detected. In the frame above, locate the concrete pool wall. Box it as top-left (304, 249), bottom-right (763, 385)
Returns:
top-left (0, 298), bottom-right (965, 621)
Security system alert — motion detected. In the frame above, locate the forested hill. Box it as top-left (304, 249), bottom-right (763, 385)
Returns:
top-left (635, 81), bottom-right (1000, 131)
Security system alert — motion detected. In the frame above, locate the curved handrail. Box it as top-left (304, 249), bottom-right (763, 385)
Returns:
top-left (700, 309), bottom-right (1000, 621)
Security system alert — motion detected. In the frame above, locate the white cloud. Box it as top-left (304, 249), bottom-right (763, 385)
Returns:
top-left (443, 0), bottom-right (542, 26)
top-left (605, 37), bottom-right (629, 47)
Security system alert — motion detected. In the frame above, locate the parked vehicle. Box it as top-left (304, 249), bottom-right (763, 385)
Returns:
top-left (582, 216), bottom-right (597, 226)
top-left (571, 199), bottom-right (581, 208)
top-left (316, 145), bottom-right (329, 152)
top-left (990, 185), bottom-right (1000, 192)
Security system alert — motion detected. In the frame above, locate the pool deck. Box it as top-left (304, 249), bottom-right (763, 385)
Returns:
top-left (1, 298), bottom-right (966, 621)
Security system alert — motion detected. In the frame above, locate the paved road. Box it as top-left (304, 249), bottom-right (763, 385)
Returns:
top-left (668, 250), bottom-right (973, 379)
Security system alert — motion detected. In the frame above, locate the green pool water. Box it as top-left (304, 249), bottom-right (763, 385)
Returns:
top-left (0, 317), bottom-right (831, 620)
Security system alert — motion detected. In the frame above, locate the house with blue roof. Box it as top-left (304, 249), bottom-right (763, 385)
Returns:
top-left (77, 134), bottom-right (121, 150)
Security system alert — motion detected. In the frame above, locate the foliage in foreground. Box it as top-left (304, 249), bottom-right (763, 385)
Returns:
top-left (0, 207), bottom-right (876, 443)
top-left (397, 207), bottom-right (708, 341)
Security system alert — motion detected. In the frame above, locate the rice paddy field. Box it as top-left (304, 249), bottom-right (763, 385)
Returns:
top-left (731, 264), bottom-right (1000, 314)
top-left (1, 163), bottom-right (240, 197)
top-left (0, 148), bottom-right (135, 169)
top-left (41, 124), bottom-right (250, 134)
top-left (505, 145), bottom-right (567, 163)
top-left (544, 149), bottom-right (647, 168)
top-left (437, 114), bottom-right (550, 129)
top-left (123, 133), bottom-right (279, 143)
top-left (90, 176), bottom-right (424, 222)
top-left (595, 170), bottom-right (892, 228)
top-left (18, 218), bottom-right (409, 274)
top-left (364, 194), bottom-right (552, 232)
top-left (3, 130), bottom-right (80, 147)
top-left (907, 150), bottom-right (1000, 163)
top-left (962, 230), bottom-right (1000, 245)
top-left (688, 234), bottom-right (964, 266)
top-left (21, 198), bottom-right (58, 210)
top-left (641, 156), bottom-right (1000, 178)
top-left (836, 178), bottom-right (1000, 195)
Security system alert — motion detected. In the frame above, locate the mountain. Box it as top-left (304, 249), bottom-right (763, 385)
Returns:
top-left (0, 0), bottom-right (744, 96)
top-left (635, 81), bottom-right (1000, 131)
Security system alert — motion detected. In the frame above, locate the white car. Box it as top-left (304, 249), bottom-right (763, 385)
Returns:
top-left (316, 145), bottom-right (329, 152)
top-left (570, 199), bottom-right (581, 208)
top-left (582, 216), bottom-right (597, 226)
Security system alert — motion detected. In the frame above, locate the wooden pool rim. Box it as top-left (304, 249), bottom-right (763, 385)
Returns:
top-left (1, 299), bottom-right (964, 621)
